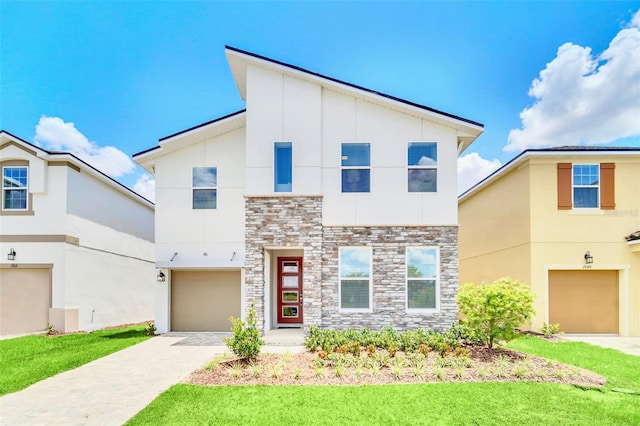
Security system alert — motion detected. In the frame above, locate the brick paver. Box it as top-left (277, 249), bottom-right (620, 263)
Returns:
top-left (0, 336), bottom-right (223, 425)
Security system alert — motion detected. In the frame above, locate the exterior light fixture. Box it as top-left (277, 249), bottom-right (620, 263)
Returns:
top-left (7, 248), bottom-right (16, 261)
top-left (584, 251), bottom-right (593, 264)
top-left (157, 270), bottom-right (166, 282)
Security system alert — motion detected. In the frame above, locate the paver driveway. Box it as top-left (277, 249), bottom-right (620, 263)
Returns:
top-left (0, 336), bottom-right (223, 425)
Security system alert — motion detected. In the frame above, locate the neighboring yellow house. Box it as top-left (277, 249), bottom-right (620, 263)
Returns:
top-left (459, 147), bottom-right (640, 337)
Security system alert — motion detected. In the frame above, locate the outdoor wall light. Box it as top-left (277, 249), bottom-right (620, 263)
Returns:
top-left (157, 270), bottom-right (166, 282)
top-left (7, 248), bottom-right (16, 261)
top-left (584, 251), bottom-right (594, 264)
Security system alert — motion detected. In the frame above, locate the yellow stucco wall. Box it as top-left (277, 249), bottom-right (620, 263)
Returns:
top-left (460, 153), bottom-right (640, 336)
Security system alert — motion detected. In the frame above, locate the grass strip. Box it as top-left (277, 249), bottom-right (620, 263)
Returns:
top-left (507, 335), bottom-right (640, 391)
top-left (0, 325), bottom-right (149, 395)
top-left (128, 381), bottom-right (638, 425)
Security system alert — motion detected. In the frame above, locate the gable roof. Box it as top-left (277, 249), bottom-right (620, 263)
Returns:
top-left (225, 46), bottom-right (483, 153)
top-left (459, 146), bottom-right (640, 201)
top-left (0, 130), bottom-right (154, 207)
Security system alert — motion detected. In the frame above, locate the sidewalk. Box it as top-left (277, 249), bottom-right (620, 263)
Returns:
top-left (0, 337), bottom-right (224, 425)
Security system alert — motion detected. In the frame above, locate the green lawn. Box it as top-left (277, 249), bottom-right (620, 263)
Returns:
top-left (128, 337), bottom-right (640, 425)
top-left (0, 325), bottom-right (150, 396)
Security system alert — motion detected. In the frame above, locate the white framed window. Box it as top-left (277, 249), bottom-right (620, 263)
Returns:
top-left (408, 142), bottom-right (437, 192)
top-left (2, 166), bottom-right (28, 210)
top-left (572, 164), bottom-right (599, 208)
top-left (406, 247), bottom-right (439, 311)
top-left (339, 247), bottom-right (372, 311)
top-left (341, 143), bottom-right (370, 193)
top-left (274, 142), bottom-right (292, 192)
top-left (192, 167), bottom-right (217, 209)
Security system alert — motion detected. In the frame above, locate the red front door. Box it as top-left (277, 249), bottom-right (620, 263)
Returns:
top-left (277, 257), bottom-right (303, 324)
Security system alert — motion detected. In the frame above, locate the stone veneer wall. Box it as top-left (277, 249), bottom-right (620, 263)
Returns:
top-left (245, 195), bottom-right (458, 332)
top-left (244, 196), bottom-right (323, 332)
top-left (321, 226), bottom-right (458, 331)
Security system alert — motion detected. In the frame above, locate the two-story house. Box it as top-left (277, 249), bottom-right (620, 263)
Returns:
top-left (134, 46), bottom-right (483, 334)
top-left (459, 147), bottom-right (640, 337)
top-left (0, 131), bottom-right (155, 336)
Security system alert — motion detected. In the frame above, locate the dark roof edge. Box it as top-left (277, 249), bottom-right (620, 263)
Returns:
top-left (225, 46), bottom-right (483, 128)
top-left (158, 109), bottom-right (246, 142)
top-left (1, 130), bottom-right (154, 206)
top-left (1, 129), bottom-right (54, 155)
top-left (459, 145), bottom-right (640, 199)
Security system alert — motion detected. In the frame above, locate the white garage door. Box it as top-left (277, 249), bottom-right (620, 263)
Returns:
top-left (171, 270), bottom-right (241, 332)
top-left (0, 268), bottom-right (51, 335)
top-left (549, 270), bottom-right (618, 333)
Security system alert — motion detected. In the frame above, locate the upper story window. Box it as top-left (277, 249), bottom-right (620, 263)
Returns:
top-left (408, 142), bottom-right (437, 192)
top-left (339, 247), bottom-right (372, 311)
top-left (557, 162), bottom-right (614, 210)
top-left (192, 167), bottom-right (217, 209)
top-left (2, 166), bottom-right (28, 210)
top-left (406, 247), bottom-right (439, 311)
top-left (274, 142), bottom-right (292, 192)
top-left (341, 143), bottom-right (370, 193)
top-left (572, 164), bottom-right (599, 208)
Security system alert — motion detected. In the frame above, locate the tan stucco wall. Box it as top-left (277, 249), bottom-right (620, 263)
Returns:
top-left (460, 154), bottom-right (640, 336)
top-left (459, 162), bottom-right (532, 285)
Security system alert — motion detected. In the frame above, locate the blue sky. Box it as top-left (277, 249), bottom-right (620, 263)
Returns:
top-left (2, 1), bottom-right (639, 201)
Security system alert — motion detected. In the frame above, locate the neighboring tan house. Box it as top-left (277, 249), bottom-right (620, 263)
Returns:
top-left (0, 131), bottom-right (155, 336)
top-left (134, 46), bottom-right (484, 334)
top-left (459, 147), bottom-right (640, 337)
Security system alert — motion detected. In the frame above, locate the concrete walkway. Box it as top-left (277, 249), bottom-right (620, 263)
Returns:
top-left (0, 333), bottom-right (305, 425)
top-left (562, 335), bottom-right (640, 356)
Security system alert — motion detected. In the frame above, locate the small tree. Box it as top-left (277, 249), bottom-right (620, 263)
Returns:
top-left (224, 303), bottom-right (264, 359)
top-left (456, 277), bottom-right (535, 349)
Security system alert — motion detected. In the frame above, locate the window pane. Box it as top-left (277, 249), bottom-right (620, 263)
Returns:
top-left (341, 279), bottom-right (370, 309)
top-left (274, 142), bottom-right (292, 192)
top-left (193, 167), bottom-right (217, 187)
top-left (408, 143), bottom-right (437, 166)
top-left (408, 280), bottom-right (436, 309)
top-left (574, 188), bottom-right (598, 208)
top-left (193, 189), bottom-right (217, 209)
top-left (3, 167), bottom-right (27, 188)
top-left (340, 248), bottom-right (370, 278)
top-left (341, 169), bottom-right (370, 192)
top-left (341, 143), bottom-right (370, 167)
top-left (407, 248), bottom-right (436, 278)
top-left (408, 169), bottom-right (437, 192)
top-left (4, 189), bottom-right (27, 209)
top-left (573, 165), bottom-right (598, 186)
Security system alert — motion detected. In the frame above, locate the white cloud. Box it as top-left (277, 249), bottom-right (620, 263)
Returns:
top-left (34, 116), bottom-right (135, 178)
top-left (506, 9), bottom-right (640, 152)
top-left (133, 173), bottom-right (156, 202)
top-left (457, 152), bottom-right (502, 195)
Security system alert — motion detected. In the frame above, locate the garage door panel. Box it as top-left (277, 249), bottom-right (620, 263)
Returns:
top-left (549, 270), bottom-right (618, 333)
top-left (0, 268), bottom-right (51, 335)
top-left (171, 270), bottom-right (241, 332)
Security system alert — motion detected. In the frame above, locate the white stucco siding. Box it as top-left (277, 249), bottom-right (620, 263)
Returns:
top-left (320, 89), bottom-right (459, 225)
top-left (64, 243), bottom-right (154, 331)
top-left (246, 66), bottom-right (322, 194)
top-left (66, 168), bottom-right (153, 242)
top-left (154, 127), bottom-right (246, 264)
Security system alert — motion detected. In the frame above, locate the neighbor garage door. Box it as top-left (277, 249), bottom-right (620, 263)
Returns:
top-left (171, 270), bottom-right (241, 331)
top-left (549, 270), bottom-right (618, 333)
top-left (0, 268), bottom-right (51, 336)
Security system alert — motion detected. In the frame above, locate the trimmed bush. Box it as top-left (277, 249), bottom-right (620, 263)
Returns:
top-left (456, 277), bottom-right (535, 349)
top-left (224, 304), bottom-right (264, 359)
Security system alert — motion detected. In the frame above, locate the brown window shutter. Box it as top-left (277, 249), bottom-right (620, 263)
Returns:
top-left (557, 163), bottom-right (572, 210)
top-left (600, 163), bottom-right (615, 210)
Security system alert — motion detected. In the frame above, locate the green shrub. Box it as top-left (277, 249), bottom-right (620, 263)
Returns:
top-left (456, 277), bottom-right (535, 349)
top-left (224, 304), bottom-right (264, 359)
top-left (144, 322), bottom-right (157, 336)
top-left (540, 322), bottom-right (563, 337)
